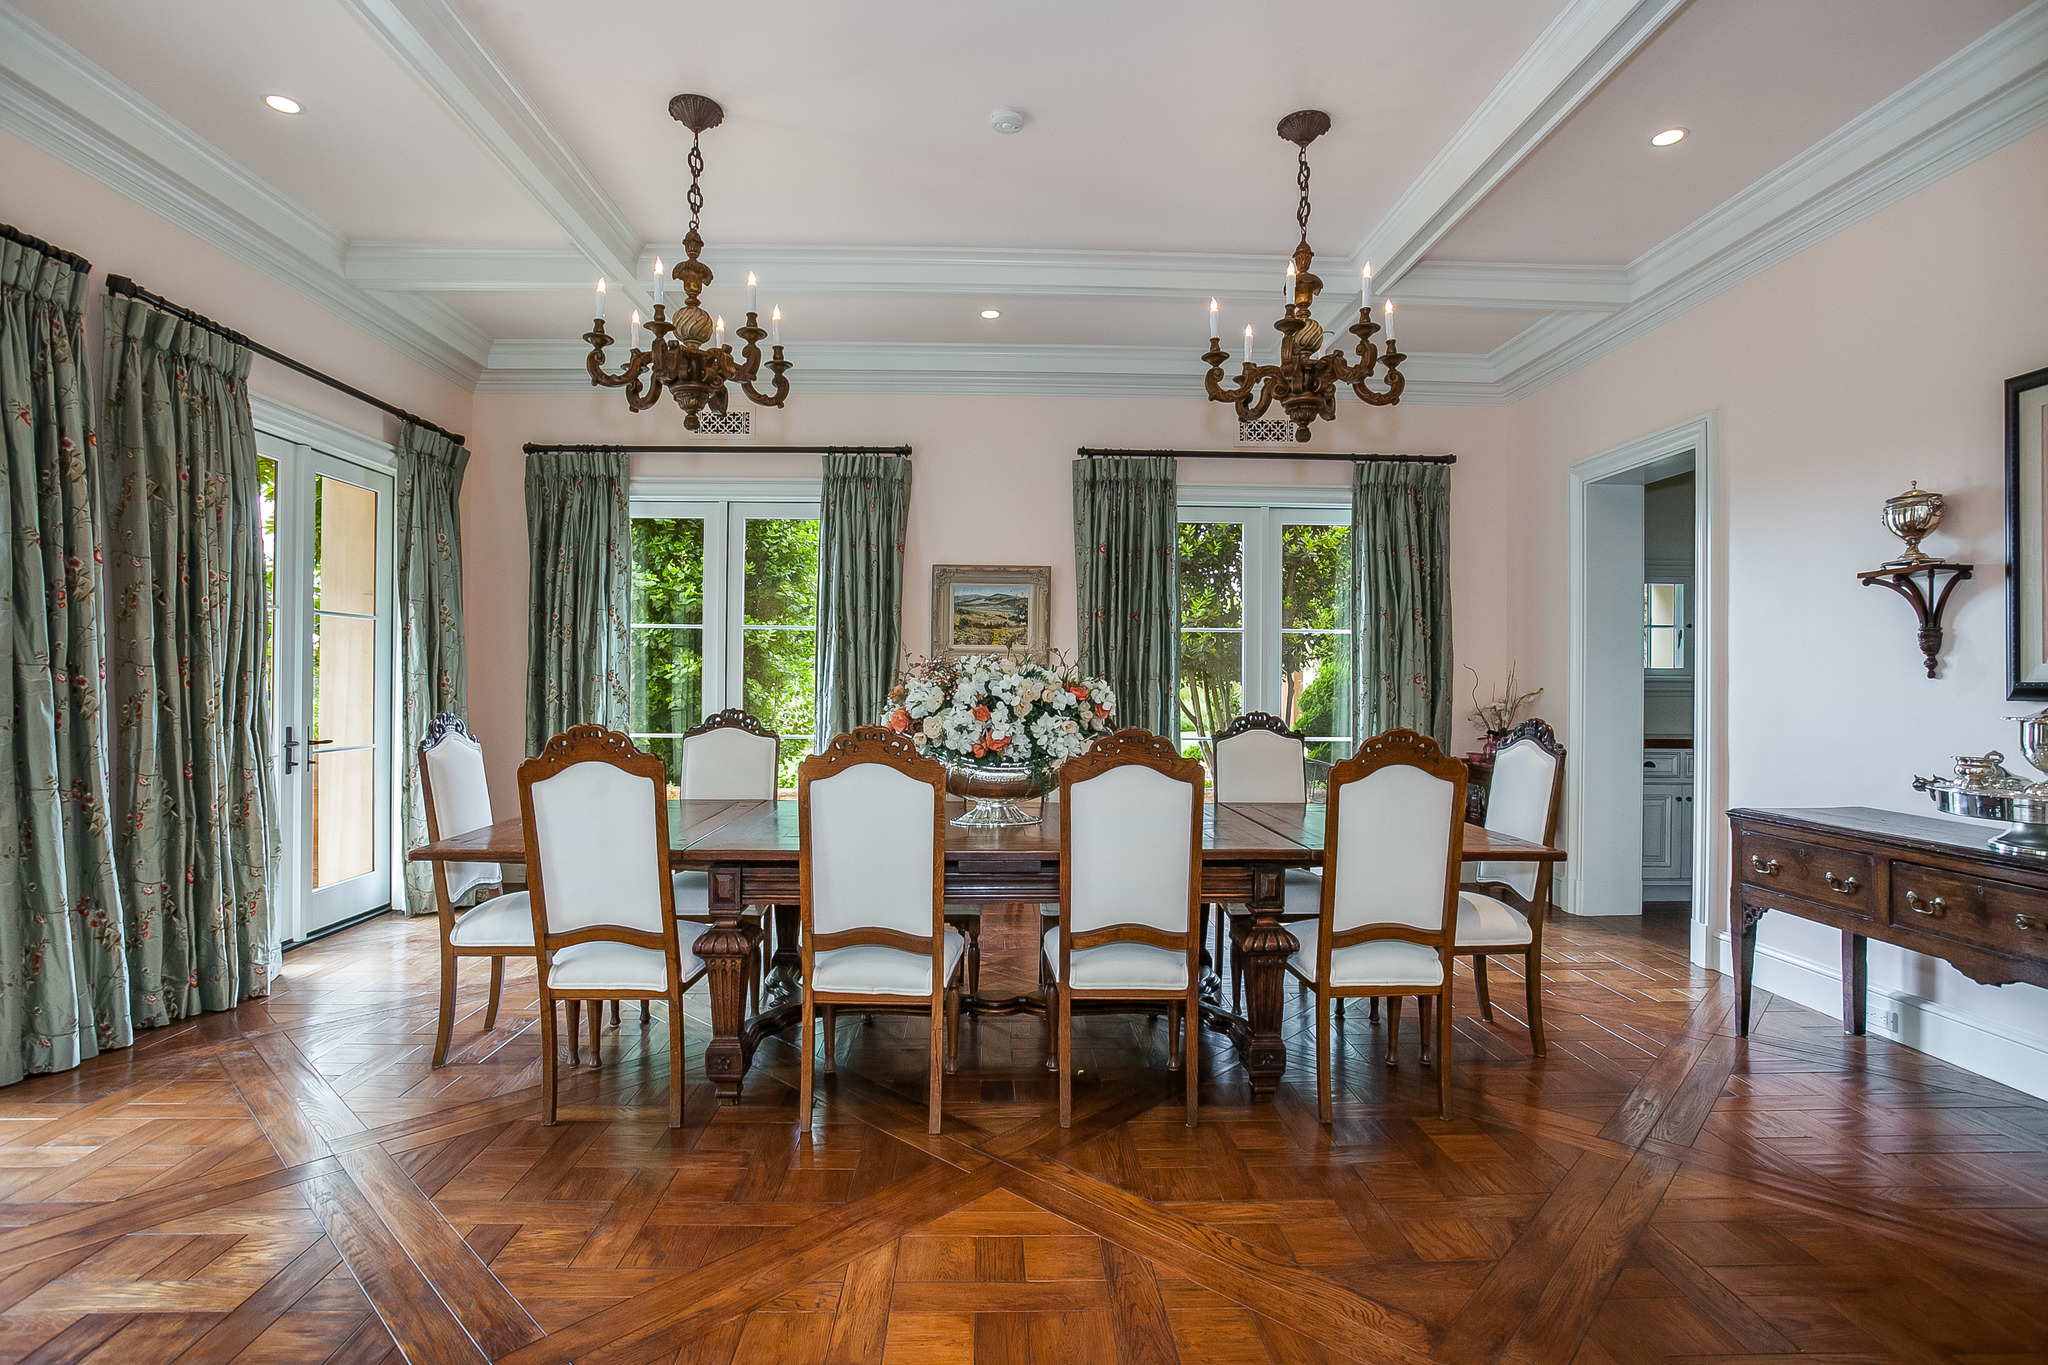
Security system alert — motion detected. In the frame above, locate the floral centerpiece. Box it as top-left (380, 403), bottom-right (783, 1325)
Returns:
top-left (882, 654), bottom-right (1116, 825)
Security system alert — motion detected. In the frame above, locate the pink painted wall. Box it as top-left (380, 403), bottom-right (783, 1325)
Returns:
top-left (461, 391), bottom-right (1519, 811)
top-left (0, 129), bottom-right (473, 443)
top-left (1505, 125), bottom-right (2048, 1089)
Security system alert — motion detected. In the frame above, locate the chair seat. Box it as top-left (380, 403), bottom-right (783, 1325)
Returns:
top-left (1224, 867), bottom-right (1323, 917)
top-left (673, 870), bottom-right (710, 917)
top-left (449, 892), bottom-right (534, 949)
top-left (1041, 928), bottom-right (1188, 991)
top-left (1289, 919), bottom-right (1445, 989)
top-left (549, 940), bottom-right (702, 993)
top-left (812, 927), bottom-right (965, 997)
top-left (1457, 892), bottom-right (1533, 948)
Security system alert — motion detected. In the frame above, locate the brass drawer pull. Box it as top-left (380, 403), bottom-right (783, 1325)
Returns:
top-left (2019, 914), bottom-right (2041, 932)
top-left (1905, 891), bottom-right (1946, 917)
top-left (1749, 856), bottom-right (1779, 877)
top-left (1824, 871), bottom-right (1860, 894)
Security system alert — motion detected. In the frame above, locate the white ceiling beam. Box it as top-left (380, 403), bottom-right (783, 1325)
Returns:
top-left (1353, 0), bottom-right (1686, 288)
top-left (336, 0), bottom-right (647, 308)
top-left (1393, 262), bottom-right (1630, 311)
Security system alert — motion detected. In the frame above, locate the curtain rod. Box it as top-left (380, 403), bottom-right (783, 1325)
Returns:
top-left (1, 222), bottom-right (91, 274)
top-left (522, 442), bottom-right (910, 457)
top-left (1078, 446), bottom-right (1455, 465)
top-left (103, 275), bottom-right (467, 447)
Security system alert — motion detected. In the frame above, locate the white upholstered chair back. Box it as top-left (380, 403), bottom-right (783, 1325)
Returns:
top-left (1478, 735), bottom-right (1561, 899)
top-left (1213, 724), bottom-right (1306, 803)
top-left (528, 761), bottom-right (668, 936)
top-left (680, 719), bottom-right (779, 799)
top-left (422, 726), bottom-right (500, 903)
top-left (806, 761), bottom-right (939, 938)
top-left (1329, 761), bottom-right (1458, 935)
top-left (1067, 764), bottom-right (1196, 935)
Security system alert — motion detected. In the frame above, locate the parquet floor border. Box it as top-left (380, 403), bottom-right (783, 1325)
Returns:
top-left (1, 908), bottom-right (2043, 1364)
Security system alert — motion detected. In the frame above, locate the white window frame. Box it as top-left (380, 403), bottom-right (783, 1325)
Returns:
top-left (1643, 557), bottom-right (1694, 692)
top-left (628, 479), bottom-right (821, 751)
top-left (1176, 484), bottom-right (1351, 751)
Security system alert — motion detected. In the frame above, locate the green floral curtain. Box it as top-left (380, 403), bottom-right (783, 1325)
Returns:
top-left (104, 293), bottom-right (276, 1024)
top-left (397, 421), bottom-right (468, 915)
top-left (1352, 460), bottom-right (1453, 747)
top-left (0, 236), bottom-right (131, 1086)
top-left (526, 447), bottom-right (630, 755)
top-left (1073, 456), bottom-right (1177, 735)
top-left (814, 452), bottom-right (911, 748)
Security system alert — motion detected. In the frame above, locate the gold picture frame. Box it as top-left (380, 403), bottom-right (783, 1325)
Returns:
top-left (932, 564), bottom-right (1050, 660)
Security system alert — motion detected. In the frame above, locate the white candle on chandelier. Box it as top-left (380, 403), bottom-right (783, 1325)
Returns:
top-left (1243, 323), bottom-right (1253, 367)
top-left (1360, 262), bottom-right (1372, 315)
top-left (1209, 297), bottom-right (1219, 342)
top-left (747, 271), bottom-right (758, 315)
top-left (595, 278), bottom-right (607, 322)
top-left (770, 305), bottom-right (781, 346)
top-left (1285, 261), bottom-right (1297, 306)
top-left (715, 315), bottom-right (725, 349)
top-left (652, 257), bottom-right (664, 307)
top-left (630, 309), bottom-right (642, 351)
top-left (1383, 299), bottom-right (1395, 346)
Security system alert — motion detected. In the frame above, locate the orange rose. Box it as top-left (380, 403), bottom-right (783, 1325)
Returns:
top-left (972, 705), bottom-right (991, 722)
top-left (987, 735), bottom-right (1011, 752)
top-left (973, 743), bottom-right (986, 758)
top-left (886, 708), bottom-right (911, 732)
top-left (1095, 704), bottom-right (1109, 719)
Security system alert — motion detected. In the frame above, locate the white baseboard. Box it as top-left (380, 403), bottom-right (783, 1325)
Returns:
top-left (1713, 931), bottom-right (2048, 1101)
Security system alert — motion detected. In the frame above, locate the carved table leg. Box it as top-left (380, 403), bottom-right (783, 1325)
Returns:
top-left (1737, 901), bottom-right (1765, 1038)
top-left (1202, 863), bottom-right (1296, 1101)
top-left (764, 904), bottom-right (802, 1008)
top-left (696, 864), bottom-right (762, 1105)
top-left (1842, 930), bottom-right (1867, 1036)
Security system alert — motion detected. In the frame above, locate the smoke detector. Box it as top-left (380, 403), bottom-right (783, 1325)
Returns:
top-left (989, 108), bottom-right (1027, 135)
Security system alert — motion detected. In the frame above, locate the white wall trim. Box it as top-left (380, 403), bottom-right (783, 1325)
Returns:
top-left (630, 476), bottom-right (823, 503)
top-left (1716, 933), bottom-right (2048, 1102)
top-left (1565, 415), bottom-right (1717, 933)
top-left (250, 395), bottom-right (398, 473)
top-left (1178, 482), bottom-right (1354, 509)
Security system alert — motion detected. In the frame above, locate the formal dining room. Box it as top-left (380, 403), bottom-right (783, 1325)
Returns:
top-left (3, 2), bottom-right (2048, 1362)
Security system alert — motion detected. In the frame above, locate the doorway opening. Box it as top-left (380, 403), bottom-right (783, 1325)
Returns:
top-left (1567, 417), bottom-right (1716, 969)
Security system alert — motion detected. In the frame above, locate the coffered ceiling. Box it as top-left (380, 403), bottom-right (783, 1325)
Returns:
top-left (3, 0), bottom-right (2043, 402)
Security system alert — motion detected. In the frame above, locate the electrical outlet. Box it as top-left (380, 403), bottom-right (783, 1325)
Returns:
top-left (1873, 1008), bottom-right (1900, 1033)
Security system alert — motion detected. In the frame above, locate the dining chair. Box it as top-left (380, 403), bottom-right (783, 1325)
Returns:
top-left (1213, 713), bottom-right (1322, 1010)
top-left (1457, 717), bottom-right (1565, 1055)
top-left (798, 727), bottom-right (964, 1135)
top-left (418, 715), bottom-right (532, 1068)
top-left (675, 709), bottom-right (777, 1010)
top-left (1045, 729), bottom-right (1205, 1128)
top-left (519, 726), bottom-right (701, 1127)
top-left (1288, 728), bottom-right (1467, 1122)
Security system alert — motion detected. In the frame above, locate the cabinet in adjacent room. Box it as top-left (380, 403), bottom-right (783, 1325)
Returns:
top-left (1642, 746), bottom-right (1694, 900)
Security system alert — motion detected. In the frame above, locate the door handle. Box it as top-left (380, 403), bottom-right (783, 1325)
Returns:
top-left (1824, 871), bottom-right (1860, 894)
top-left (307, 737), bottom-right (337, 764)
top-left (283, 726), bottom-right (298, 775)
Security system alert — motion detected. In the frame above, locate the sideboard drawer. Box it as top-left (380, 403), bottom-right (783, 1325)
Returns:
top-left (1735, 830), bottom-right (1877, 918)
top-left (1889, 864), bottom-right (2048, 965)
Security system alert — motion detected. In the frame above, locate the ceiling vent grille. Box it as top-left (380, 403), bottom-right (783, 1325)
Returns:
top-left (694, 409), bottom-right (751, 437)
top-left (1237, 416), bottom-right (1294, 445)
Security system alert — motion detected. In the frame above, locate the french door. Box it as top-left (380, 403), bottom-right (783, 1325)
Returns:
top-left (260, 434), bottom-right (397, 942)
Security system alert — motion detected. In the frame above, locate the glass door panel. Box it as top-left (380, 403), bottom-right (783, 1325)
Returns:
top-left (734, 512), bottom-right (819, 789)
top-left (630, 513), bottom-right (711, 784)
top-left (1279, 521), bottom-right (1352, 762)
top-left (1177, 519), bottom-right (1246, 776)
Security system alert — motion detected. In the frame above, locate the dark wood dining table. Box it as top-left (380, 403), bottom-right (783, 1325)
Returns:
top-left (410, 798), bottom-right (1565, 1104)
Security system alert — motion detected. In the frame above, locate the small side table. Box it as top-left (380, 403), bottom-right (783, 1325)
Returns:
top-left (1463, 755), bottom-right (1494, 825)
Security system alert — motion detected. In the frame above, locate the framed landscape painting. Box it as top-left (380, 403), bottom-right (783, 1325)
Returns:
top-left (932, 564), bottom-right (1050, 659)
top-left (2008, 366), bottom-right (2048, 698)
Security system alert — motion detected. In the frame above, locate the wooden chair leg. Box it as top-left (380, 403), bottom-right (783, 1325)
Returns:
top-left (822, 1005), bottom-right (837, 1074)
top-left (1368, 997), bottom-right (1379, 1021)
top-left (1043, 981), bottom-right (1058, 1071)
top-left (1384, 996), bottom-right (1401, 1066)
top-left (1316, 990), bottom-right (1333, 1124)
top-left (667, 988), bottom-right (685, 1129)
top-left (485, 956), bottom-right (505, 1032)
top-left (539, 997), bottom-right (559, 1126)
top-left (1167, 1002), bottom-right (1183, 1072)
top-left (798, 995), bottom-right (815, 1130)
top-left (1474, 955), bottom-right (1494, 1021)
top-left (927, 995), bottom-right (944, 1136)
top-left (945, 981), bottom-right (961, 1074)
top-left (433, 946), bottom-right (457, 1069)
top-left (1057, 986), bottom-right (1074, 1129)
top-left (589, 999), bottom-right (603, 1069)
top-left (1526, 946), bottom-right (1548, 1056)
top-left (641, 999), bottom-right (651, 1027)
top-left (1418, 995), bottom-right (1434, 1069)
top-left (608, 1000), bottom-right (621, 1027)
top-left (1184, 988), bottom-right (1199, 1128)
top-left (567, 1000), bottom-right (582, 1066)
top-left (1437, 985), bottom-right (1454, 1120)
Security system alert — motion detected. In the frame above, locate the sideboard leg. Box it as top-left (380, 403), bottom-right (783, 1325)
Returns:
top-left (1842, 931), bottom-right (1867, 1036)
top-left (1737, 903), bottom-right (1763, 1038)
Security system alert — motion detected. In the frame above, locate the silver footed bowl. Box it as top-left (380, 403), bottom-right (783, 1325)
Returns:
top-left (945, 761), bottom-right (1044, 828)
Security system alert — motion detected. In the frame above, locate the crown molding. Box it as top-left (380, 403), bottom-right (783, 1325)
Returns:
top-left (1355, 0), bottom-right (1687, 287)
top-left (1393, 261), bottom-right (1631, 311)
top-left (0, 5), bottom-right (487, 385)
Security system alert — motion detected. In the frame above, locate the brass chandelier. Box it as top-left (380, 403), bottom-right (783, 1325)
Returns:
top-left (1203, 110), bottom-right (1403, 440)
top-left (583, 94), bottom-right (791, 427)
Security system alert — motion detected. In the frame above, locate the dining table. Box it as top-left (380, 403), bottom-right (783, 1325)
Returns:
top-left (409, 798), bottom-right (1566, 1105)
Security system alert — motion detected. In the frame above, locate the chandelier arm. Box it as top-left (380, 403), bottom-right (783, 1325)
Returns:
top-left (740, 356), bottom-right (790, 408)
top-left (1204, 361), bottom-right (1268, 407)
top-left (1235, 370), bottom-right (1282, 422)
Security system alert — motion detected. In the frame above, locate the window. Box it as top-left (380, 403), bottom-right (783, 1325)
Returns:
top-left (630, 493), bottom-right (821, 789)
top-left (1177, 496), bottom-right (1352, 774)
top-left (1644, 581), bottom-right (1685, 670)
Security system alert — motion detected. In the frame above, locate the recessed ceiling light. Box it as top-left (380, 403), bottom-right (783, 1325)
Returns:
top-left (980, 309), bottom-right (1002, 320)
top-left (264, 94), bottom-right (302, 115)
top-left (1650, 127), bottom-right (1686, 147)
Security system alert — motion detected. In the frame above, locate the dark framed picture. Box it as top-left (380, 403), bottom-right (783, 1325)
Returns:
top-left (931, 564), bottom-right (1050, 660)
top-left (2008, 366), bottom-right (2048, 698)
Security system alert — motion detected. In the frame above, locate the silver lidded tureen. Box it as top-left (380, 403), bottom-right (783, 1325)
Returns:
top-left (1914, 710), bottom-right (2048, 856)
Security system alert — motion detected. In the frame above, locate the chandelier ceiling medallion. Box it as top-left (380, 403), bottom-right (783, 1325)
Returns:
top-left (583, 94), bottom-right (790, 427)
top-left (1203, 110), bottom-right (1403, 440)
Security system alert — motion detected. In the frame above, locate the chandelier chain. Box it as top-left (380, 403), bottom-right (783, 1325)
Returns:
top-left (1296, 144), bottom-right (1311, 244)
top-left (687, 133), bottom-right (705, 230)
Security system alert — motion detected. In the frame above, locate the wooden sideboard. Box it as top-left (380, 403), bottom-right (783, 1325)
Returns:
top-left (1728, 806), bottom-right (2048, 1036)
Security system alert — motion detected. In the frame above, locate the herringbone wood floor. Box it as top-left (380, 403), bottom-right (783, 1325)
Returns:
top-left (2, 906), bottom-right (2045, 1364)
